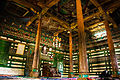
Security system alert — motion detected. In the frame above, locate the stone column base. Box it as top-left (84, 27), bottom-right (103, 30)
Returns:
top-left (68, 74), bottom-right (74, 78)
top-left (30, 71), bottom-right (39, 78)
top-left (77, 78), bottom-right (88, 80)
top-left (68, 72), bottom-right (74, 78)
top-left (79, 73), bottom-right (89, 78)
top-left (112, 74), bottom-right (119, 78)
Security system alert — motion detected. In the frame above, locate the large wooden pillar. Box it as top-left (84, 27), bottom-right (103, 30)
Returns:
top-left (30, 15), bottom-right (41, 77)
top-left (69, 31), bottom-right (73, 77)
top-left (104, 18), bottom-right (119, 77)
top-left (76, 0), bottom-right (88, 78)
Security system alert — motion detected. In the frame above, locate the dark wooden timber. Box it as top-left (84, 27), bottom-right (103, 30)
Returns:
top-left (76, 0), bottom-right (88, 76)
top-left (104, 18), bottom-right (119, 77)
top-left (69, 31), bottom-right (73, 77)
top-left (31, 15), bottom-right (41, 77)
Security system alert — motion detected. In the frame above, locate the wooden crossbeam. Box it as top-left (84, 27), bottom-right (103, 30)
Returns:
top-left (26, 0), bottom-right (60, 27)
top-left (54, 30), bottom-right (64, 36)
top-left (10, 0), bottom-right (117, 36)
top-left (8, 0), bottom-right (37, 10)
top-left (105, 0), bottom-right (120, 11)
top-left (90, 0), bottom-right (104, 13)
top-left (47, 13), bottom-right (69, 28)
top-left (87, 21), bottom-right (104, 30)
top-left (90, 0), bottom-right (118, 29)
top-left (9, 0), bottom-right (102, 28)
top-left (39, 0), bottom-right (60, 15)
top-left (84, 12), bottom-right (101, 21)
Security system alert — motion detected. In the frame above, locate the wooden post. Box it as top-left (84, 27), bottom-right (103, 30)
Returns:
top-left (104, 18), bottom-right (119, 77)
top-left (76, 0), bottom-right (88, 78)
top-left (69, 31), bottom-right (73, 77)
top-left (30, 15), bottom-right (41, 77)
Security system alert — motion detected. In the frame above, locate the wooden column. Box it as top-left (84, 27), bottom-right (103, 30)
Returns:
top-left (76, 0), bottom-right (88, 77)
top-left (69, 31), bottom-right (73, 77)
top-left (104, 18), bottom-right (119, 77)
top-left (31, 15), bottom-right (41, 77)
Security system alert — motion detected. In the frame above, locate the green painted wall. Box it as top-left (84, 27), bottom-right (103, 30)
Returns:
top-left (0, 40), bottom-right (10, 66)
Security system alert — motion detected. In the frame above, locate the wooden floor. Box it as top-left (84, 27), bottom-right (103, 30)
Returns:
top-left (0, 76), bottom-right (120, 80)
top-left (0, 76), bottom-right (78, 80)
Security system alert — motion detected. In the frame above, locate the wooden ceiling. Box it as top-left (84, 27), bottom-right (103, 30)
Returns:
top-left (1, 0), bottom-right (120, 37)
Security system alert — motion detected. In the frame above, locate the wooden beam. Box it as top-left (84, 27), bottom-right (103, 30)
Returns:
top-left (54, 30), bottom-right (64, 36)
top-left (47, 0), bottom-right (60, 8)
top-left (71, 23), bottom-right (77, 29)
top-left (26, 14), bottom-right (39, 27)
top-left (90, 0), bottom-right (118, 29)
top-left (87, 21), bottom-right (104, 30)
top-left (90, 25), bottom-right (105, 32)
top-left (76, 0), bottom-right (88, 77)
top-left (73, 21), bottom-right (104, 37)
top-left (26, 0), bottom-right (60, 27)
top-left (38, 0), bottom-right (69, 29)
top-left (74, 12), bottom-right (101, 28)
top-left (105, 0), bottom-right (120, 11)
top-left (90, 0), bottom-right (104, 13)
top-left (40, 0), bottom-right (60, 15)
top-left (41, 0), bottom-right (119, 29)
top-left (9, 0), bottom-right (40, 27)
top-left (8, 0), bottom-right (37, 9)
top-left (104, 18), bottom-right (119, 77)
top-left (84, 12), bottom-right (101, 21)
top-left (47, 13), bottom-right (69, 28)
top-left (10, 0), bottom-right (103, 32)
top-left (53, 11), bottom-right (102, 35)
top-left (107, 15), bottom-right (118, 29)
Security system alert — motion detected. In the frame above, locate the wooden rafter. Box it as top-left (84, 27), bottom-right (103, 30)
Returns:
top-left (47, 13), bottom-right (69, 28)
top-left (8, 0), bottom-right (37, 9)
top-left (87, 21), bottom-right (104, 30)
top-left (90, 0), bottom-right (118, 29)
top-left (54, 30), bottom-right (64, 36)
top-left (105, 0), bottom-right (120, 11)
top-left (90, 0), bottom-right (104, 13)
top-left (39, 0), bottom-right (60, 15)
top-left (26, 0), bottom-right (60, 27)
top-left (9, 0), bottom-right (119, 35)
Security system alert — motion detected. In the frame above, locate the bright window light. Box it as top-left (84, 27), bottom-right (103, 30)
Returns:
top-left (94, 30), bottom-right (106, 38)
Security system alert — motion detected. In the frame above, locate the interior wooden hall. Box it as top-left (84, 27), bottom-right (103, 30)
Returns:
top-left (0, 0), bottom-right (120, 80)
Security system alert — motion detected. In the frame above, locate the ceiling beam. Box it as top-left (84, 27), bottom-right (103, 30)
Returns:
top-left (54, 30), bottom-right (64, 36)
top-left (56, 0), bottom-right (119, 35)
top-left (47, 13), bottom-right (69, 28)
top-left (90, 25), bottom-right (105, 32)
top-left (8, 0), bottom-right (37, 10)
top-left (105, 0), bottom-right (120, 12)
top-left (84, 12), bottom-right (101, 21)
top-left (39, 0), bottom-right (60, 15)
top-left (37, 0), bottom-right (70, 29)
top-left (9, 0), bottom-right (69, 30)
top-left (90, 0), bottom-right (104, 13)
top-left (55, 11), bottom-right (102, 35)
top-left (26, 0), bottom-right (60, 27)
top-left (87, 21), bottom-right (104, 30)
top-left (54, 0), bottom-right (118, 34)
top-left (90, 0), bottom-right (118, 29)
top-left (9, 0), bottom-right (102, 27)
top-left (9, 0), bottom-right (117, 36)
